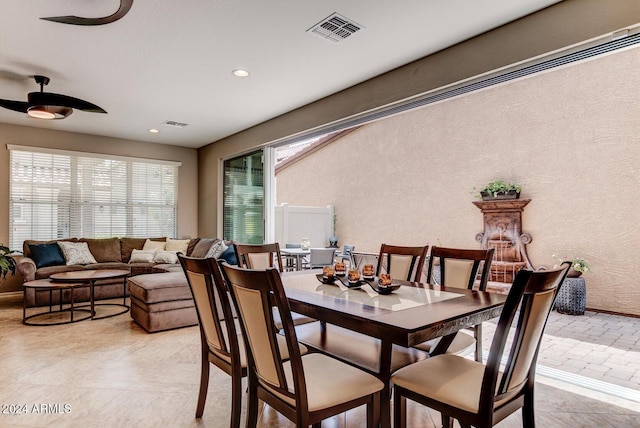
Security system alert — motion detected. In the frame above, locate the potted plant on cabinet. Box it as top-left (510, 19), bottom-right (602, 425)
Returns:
top-left (474, 180), bottom-right (521, 200)
top-left (0, 244), bottom-right (19, 281)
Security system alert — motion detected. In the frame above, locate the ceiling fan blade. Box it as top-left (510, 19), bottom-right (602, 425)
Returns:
top-left (0, 99), bottom-right (28, 113)
top-left (40, 0), bottom-right (133, 26)
top-left (28, 92), bottom-right (107, 114)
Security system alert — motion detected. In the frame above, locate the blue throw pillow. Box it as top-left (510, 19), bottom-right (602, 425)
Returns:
top-left (29, 243), bottom-right (66, 269)
top-left (219, 245), bottom-right (238, 265)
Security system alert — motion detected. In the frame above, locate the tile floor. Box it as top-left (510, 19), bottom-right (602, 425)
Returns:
top-left (0, 293), bottom-right (639, 427)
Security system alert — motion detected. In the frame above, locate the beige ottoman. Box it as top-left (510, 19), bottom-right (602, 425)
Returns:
top-left (127, 272), bottom-right (197, 333)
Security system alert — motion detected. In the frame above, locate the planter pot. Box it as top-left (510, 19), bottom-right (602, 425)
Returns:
top-left (480, 190), bottom-right (520, 200)
top-left (566, 269), bottom-right (583, 278)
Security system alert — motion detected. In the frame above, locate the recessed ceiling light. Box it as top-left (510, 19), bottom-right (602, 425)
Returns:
top-left (148, 128), bottom-right (159, 133)
top-left (232, 69), bottom-right (250, 77)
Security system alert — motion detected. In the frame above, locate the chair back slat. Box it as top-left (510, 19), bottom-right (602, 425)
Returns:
top-left (221, 264), bottom-right (302, 404)
top-left (480, 263), bottom-right (570, 412)
top-left (427, 246), bottom-right (495, 290)
top-left (376, 244), bottom-right (428, 282)
top-left (179, 256), bottom-right (236, 360)
top-left (234, 243), bottom-right (284, 271)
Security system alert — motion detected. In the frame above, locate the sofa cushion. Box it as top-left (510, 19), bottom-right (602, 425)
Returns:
top-left (23, 238), bottom-right (77, 259)
top-left (190, 238), bottom-right (218, 258)
top-left (206, 240), bottom-right (228, 259)
top-left (28, 243), bottom-right (66, 269)
top-left (35, 264), bottom-right (86, 280)
top-left (220, 245), bottom-right (238, 265)
top-left (165, 238), bottom-right (190, 253)
top-left (79, 237), bottom-right (122, 262)
top-left (127, 272), bottom-right (190, 303)
top-left (153, 250), bottom-right (179, 264)
top-left (120, 237), bottom-right (165, 262)
top-left (57, 241), bottom-right (98, 265)
top-left (130, 249), bottom-right (157, 263)
top-left (85, 262), bottom-right (130, 270)
top-left (143, 239), bottom-right (166, 251)
top-left (186, 238), bottom-right (199, 256)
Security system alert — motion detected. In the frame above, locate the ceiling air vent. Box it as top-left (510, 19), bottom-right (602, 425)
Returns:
top-left (162, 120), bottom-right (188, 128)
top-left (307, 13), bottom-right (363, 43)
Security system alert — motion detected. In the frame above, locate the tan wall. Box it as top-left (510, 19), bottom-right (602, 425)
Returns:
top-left (198, 0), bottom-right (640, 239)
top-left (0, 123), bottom-right (198, 292)
top-left (277, 46), bottom-right (640, 316)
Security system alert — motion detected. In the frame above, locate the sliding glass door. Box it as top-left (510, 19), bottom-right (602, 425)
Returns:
top-left (222, 150), bottom-right (264, 244)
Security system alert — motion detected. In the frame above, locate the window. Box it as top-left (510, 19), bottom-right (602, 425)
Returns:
top-left (8, 146), bottom-right (180, 249)
top-left (223, 150), bottom-right (264, 244)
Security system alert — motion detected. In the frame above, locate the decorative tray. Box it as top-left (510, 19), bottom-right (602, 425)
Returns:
top-left (367, 280), bottom-right (401, 295)
top-left (315, 274), bottom-right (337, 284)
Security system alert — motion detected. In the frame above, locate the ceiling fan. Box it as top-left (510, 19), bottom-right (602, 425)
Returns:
top-left (0, 75), bottom-right (107, 120)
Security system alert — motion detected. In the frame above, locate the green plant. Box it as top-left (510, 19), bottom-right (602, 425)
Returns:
top-left (553, 255), bottom-right (590, 274)
top-left (474, 180), bottom-right (521, 199)
top-left (0, 244), bottom-right (19, 280)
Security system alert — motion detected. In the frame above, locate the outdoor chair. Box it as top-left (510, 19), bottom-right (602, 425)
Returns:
top-left (376, 243), bottom-right (429, 282)
top-left (308, 247), bottom-right (336, 269)
top-left (220, 263), bottom-right (385, 428)
top-left (413, 246), bottom-right (495, 362)
top-left (391, 263), bottom-right (570, 428)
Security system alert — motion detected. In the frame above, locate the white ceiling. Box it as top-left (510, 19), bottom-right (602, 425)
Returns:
top-left (0, 0), bottom-right (561, 148)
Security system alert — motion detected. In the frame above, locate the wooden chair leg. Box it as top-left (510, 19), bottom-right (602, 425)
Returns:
top-left (230, 371), bottom-right (242, 428)
top-left (523, 390), bottom-right (536, 428)
top-left (246, 374), bottom-right (259, 428)
top-left (195, 359), bottom-right (210, 418)
top-left (393, 388), bottom-right (407, 428)
top-left (366, 392), bottom-right (380, 428)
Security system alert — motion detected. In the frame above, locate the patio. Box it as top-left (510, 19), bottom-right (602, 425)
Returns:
top-left (0, 291), bottom-right (638, 427)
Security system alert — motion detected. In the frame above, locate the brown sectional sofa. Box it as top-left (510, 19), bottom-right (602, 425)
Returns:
top-left (17, 236), bottom-right (229, 333)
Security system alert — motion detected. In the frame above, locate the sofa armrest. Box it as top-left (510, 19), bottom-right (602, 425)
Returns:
top-left (16, 257), bottom-right (36, 282)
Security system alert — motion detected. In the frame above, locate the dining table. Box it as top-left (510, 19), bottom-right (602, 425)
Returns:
top-left (281, 270), bottom-right (507, 428)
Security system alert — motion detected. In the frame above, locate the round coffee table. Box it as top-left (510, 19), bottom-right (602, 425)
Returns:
top-left (50, 269), bottom-right (130, 320)
top-left (23, 279), bottom-right (92, 326)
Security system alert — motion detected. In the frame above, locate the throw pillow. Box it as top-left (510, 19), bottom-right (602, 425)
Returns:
top-left (142, 239), bottom-right (166, 251)
top-left (28, 243), bottom-right (66, 269)
top-left (57, 241), bottom-right (98, 265)
top-left (165, 238), bottom-right (190, 254)
top-left (205, 240), bottom-right (228, 259)
top-left (153, 250), bottom-right (178, 264)
top-left (129, 249), bottom-right (156, 263)
top-left (219, 245), bottom-right (238, 265)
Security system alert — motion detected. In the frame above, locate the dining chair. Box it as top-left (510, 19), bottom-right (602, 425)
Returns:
top-left (391, 263), bottom-right (570, 428)
top-left (413, 246), bottom-right (495, 362)
top-left (220, 263), bottom-right (385, 428)
top-left (308, 247), bottom-right (336, 268)
top-left (234, 242), bottom-right (315, 328)
top-left (376, 243), bottom-right (429, 282)
top-left (178, 254), bottom-right (246, 426)
top-left (234, 242), bottom-right (284, 271)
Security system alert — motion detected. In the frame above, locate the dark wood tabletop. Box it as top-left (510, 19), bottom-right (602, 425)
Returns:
top-left (281, 271), bottom-right (507, 428)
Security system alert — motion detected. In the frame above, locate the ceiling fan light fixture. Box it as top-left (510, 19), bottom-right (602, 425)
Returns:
top-left (27, 105), bottom-right (72, 120)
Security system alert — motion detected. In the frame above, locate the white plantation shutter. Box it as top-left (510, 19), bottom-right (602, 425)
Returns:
top-left (8, 146), bottom-right (179, 250)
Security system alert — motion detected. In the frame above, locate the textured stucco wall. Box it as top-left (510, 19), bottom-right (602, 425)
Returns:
top-left (276, 46), bottom-right (640, 316)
